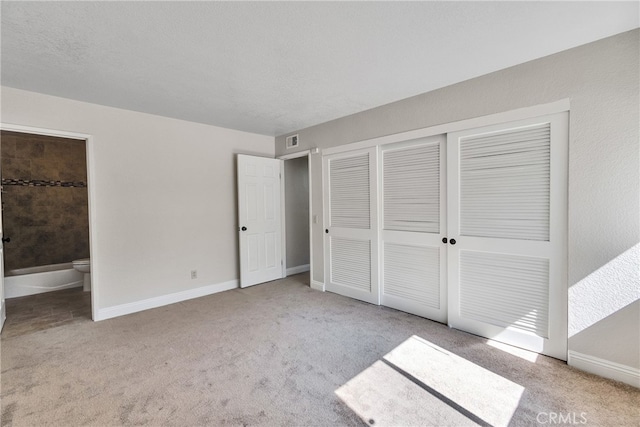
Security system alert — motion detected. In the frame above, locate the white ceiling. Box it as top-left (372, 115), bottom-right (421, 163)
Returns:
top-left (2, 2), bottom-right (638, 137)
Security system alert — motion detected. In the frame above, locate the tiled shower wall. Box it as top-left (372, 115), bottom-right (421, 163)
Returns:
top-left (1, 131), bottom-right (90, 271)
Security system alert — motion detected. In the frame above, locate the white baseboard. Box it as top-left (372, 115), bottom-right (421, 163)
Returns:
top-left (568, 350), bottom-right (640, 388)
top-left (286, 264), bottom-right (310, 276)
top-left (95, 280), bottom-right (238, 321)
top-left (310, 280), bottom-right (324, 291)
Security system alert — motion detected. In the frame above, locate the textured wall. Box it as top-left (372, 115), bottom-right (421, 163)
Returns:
top-left (284, 156), bottom-right (310, 269)
top-left (275, 30), bottom-right (640, 369)
top-left (1, 131), bottom-right (89, 270)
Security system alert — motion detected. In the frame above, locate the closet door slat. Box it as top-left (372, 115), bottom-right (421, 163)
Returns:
top-left (460, 123), bottom-right (551, 241)
top-left (383, 143), bottom-right (440, 233)
top-left (330, 154), bottom-right (370, 229)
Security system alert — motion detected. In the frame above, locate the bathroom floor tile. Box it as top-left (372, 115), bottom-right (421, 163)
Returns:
top-left (1, 287), bottom-right (91, 339)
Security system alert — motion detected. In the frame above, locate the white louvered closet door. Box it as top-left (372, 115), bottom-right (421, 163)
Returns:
top-left (447, 113), bottom-right (568, 360)
top-left (380, 136), bottom-right (447, 322)
top-left (323, 147), bottom-right (379, 304)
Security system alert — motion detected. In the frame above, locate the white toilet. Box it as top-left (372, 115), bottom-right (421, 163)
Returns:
top-left (72, 258), bottom-right (91, 291)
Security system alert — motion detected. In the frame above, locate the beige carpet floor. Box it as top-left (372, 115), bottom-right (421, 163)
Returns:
top-left (1, 273), bottom-right (638, 426)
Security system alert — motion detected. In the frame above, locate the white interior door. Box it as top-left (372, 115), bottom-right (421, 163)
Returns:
top-left (379, 136), bottom-right (448, 322)
top-left (237, 154), bottom-right (283, 288)
top-left (323, 147), bottom-right (379, 304)
top-left (447, 113), bottom-right (568, 359)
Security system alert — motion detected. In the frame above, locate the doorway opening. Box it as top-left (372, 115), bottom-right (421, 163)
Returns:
top-left (0, 125), bottom-right (96, 334)
top-left (281, 152), bottom-right (311, 279)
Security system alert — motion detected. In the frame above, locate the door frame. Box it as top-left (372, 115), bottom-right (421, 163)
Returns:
top-left (0, 123), bottom-right (99, 321)
top-left (321, 99), bottom-right (571, 157)
top-left (277, 150), bottom-right (313, 280)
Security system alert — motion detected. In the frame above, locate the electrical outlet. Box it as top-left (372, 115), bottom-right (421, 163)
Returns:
top-left (190, 270), bottom-right (197, 279)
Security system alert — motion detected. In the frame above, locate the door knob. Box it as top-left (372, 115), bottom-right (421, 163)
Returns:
top-left (449, 239), bottom-right (456, 245)
top-left (442, 238), bottom-right (447, 244)
top-left (325, 229), bottom-right (329, 234)
top-left (241, 226), bottom-right (247, 231)
top-left (2, 237), bottom-right (10, 243)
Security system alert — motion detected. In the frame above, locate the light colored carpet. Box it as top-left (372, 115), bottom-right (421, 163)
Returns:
top-left (1, 273), bottom-right (638, 426)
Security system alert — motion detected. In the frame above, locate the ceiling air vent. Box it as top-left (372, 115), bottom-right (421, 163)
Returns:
top-left (286, 134), bottom-right (299, 149)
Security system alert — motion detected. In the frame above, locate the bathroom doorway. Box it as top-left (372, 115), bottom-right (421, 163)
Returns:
top-left (281, 151), bottom-right (312, 280)
top-left (0, 125), bottom-right (96, 333)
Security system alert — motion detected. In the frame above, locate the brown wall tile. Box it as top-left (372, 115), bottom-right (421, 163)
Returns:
top-left (1, 133), bottom-right (17, 159)
top-left (30, 158), bottom-right (61, 181)
top-left (1, 131), bottom-right (89, 271)
top-left (15, 139), bottom-right (45, 160)
top-left (2, 158), bottom-right (32, 180)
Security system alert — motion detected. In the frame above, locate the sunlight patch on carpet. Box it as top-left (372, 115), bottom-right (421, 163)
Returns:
top-left (336, 335), bottom-right (524, 427)
top-left (486, 339), bottom-right (538, 362)
top-left (335, 360), bottom-right (477, 426)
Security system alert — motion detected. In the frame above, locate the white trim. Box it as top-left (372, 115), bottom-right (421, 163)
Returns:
top-left (278, 149), bottom-right (311, 160)
top-left (95, 279), bottom-right (238, 321)
top-left (568, 351), bottom-right (640, 388)
top-left (0, 300), bottom-right (5, 332)
top-left (86, 135), bottom-right (99, 321)
top-left (0, 123), bottom-right (99, 321)
top-left (279, 150), bottom-right (314, 285)
top-left (307, 152), bottom-right (314, 288)
top-left (311, 280), bottom-right (325, 291)
top-left (322, 99), bottom-right (571, 156)
top-left (286, 264), bottom-right (310, 276)
top-left (280, 160), bottom-right (287, 278)
top-left (0, 123), bottom-right (92, 140)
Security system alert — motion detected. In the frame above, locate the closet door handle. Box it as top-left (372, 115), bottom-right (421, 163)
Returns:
top-left (449, 239), bottom-right (456, 245)
top-left (442, 238), bottom-right (447, 244)
top-left (241, 226), bottom-right (247, 231)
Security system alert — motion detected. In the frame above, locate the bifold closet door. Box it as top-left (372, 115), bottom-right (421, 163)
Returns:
top-left (447, 113), bottom-right (568, 360)
top-left (380, 136), bottom-right (447, 322)
top-left (323, 148), bottom-right (378, 304)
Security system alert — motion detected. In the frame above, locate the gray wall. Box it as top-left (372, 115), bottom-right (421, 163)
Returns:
top-left (275, 30), bottom-right (639, 369)
top-left (284, 156), bottom-right (310, 270)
